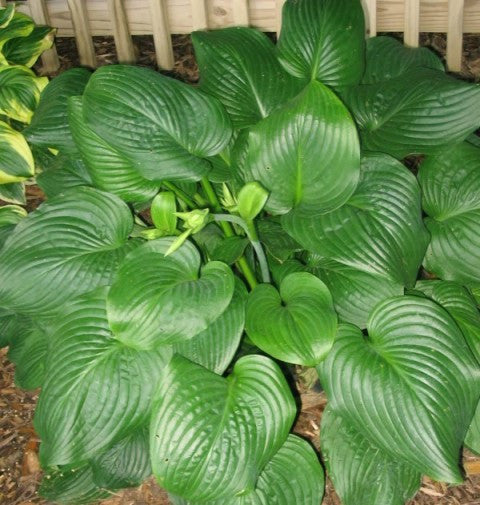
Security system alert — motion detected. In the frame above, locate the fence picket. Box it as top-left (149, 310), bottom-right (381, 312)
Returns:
top-left (107, 0), bottom-right (136, 63)
top-left (447, 0), bottom-right (464, 72)
top-left (361, 0), bottom-right (377, 37)
top-left (150, 0), bottom-right (174, 69)
top-left (233, 0), bottom-right (249, 26)
top-left (191, 0), bottom-right (208, 30)
top-left (66, 0), bottom-right (96, 67)
top-left (28, 0), bottom-right (60, 73)
top-left (404, 0), bottom-right (420, 47)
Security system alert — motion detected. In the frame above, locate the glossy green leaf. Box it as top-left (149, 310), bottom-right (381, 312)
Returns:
top-left (0, 12), bottom-right (34, 65)
top-left (237, 181), bottom-right (268, 222)
top-left (343, 69), bottom-right (480, 158)
top-left (318, 296), bottom-right (480, 483)
top-left (107, 238), bottom-right (235, 349)
top-left (150, 354), bottom-right (296, 502)
top-left (245, 80), bottom-right (360, 216)
top-left (322, 407), bottom-right (420, 505)
top-left (91, 426), bottom-right (151, 489)
top-left (82, 65), bottom-right (232, 181)
top-left (465, 401), bottom-right (480, 455)
top-left (0, 310), bottom-right (29, 348)
top-left (151, 191), bottom-right (177, 234)
top-left (173, 278), bottom-right (247, 375)
top-left (193, 27), bottom-right (304, 128)
top-left (246, 272), bottom-right (336, 365)
top-left (0, 181), bottom-right (25, 205)
top-left (419, 142), bottom-right (480, 288)
top-left (277, 0), bottom-right (365, 88)
top-left (0, 120), bottom-right (34, 183)
top-left (210, 236), bottom-right (249, 265)
top-left (257, 218), bottom-right (301, 262)
top-left (68, 96), bottom-right (159, 203)
top-left (35, 288), bottom-right (172, 466)
top-left (3, 25), bottom-right (55, 67)
top-left (362, 36), bottom-right (444, 84)
top-left (0, 5), bottom-right (15, 28)
top-left (24, 68), bottom-right (91, 152)
top-left (0, 204), bottom-right (26, 248)
top-left (0, 186), bottom-right (136, 316)
top-left (283, 153), bottom-right (428, 286)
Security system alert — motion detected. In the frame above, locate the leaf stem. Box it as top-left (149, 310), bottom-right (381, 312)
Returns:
top-left (161, 181), bottom-right (197, 209)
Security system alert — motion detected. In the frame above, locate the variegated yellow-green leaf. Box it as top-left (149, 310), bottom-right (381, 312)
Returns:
top-left (0, 120), bottom-right (34, 183)
top-left (0, 204), bottom-right (26, 248)
top-left (0, 65), bottom-right (48, 123)
top-left (0, 11), bottom-right (34, 65)
top-left (0, 5), bottom-right (15, 29)
top-left (0, 181), bottom-right (25, 205)
top-left (3, 25), bottom-right (55, 67)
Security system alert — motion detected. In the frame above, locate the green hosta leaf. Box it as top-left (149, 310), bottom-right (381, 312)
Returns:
top-left (68, 96), bottom-right (159, 203)
top-left (318, 296), bottom-right (480, 483)
top-left (40, 464), bottom-right (110, 505)
top-left (0, 310), bottom-right (29, 348)
top-left (245, 81), bottom-right (360, 216)
top-left (246, 272), bottom-right (336, 365)
top-left (257, 218), bottom-right (301, 262)
top-left (151, 191), bottom-right (177, 234)
top-left (170, 435), bottom-right (324, 505)
top-left (3, 25), bottom-right (55, 67)
top-left (322, 407), bottom-right (420, 505)
top-left (150, 354), bottom-right (296, 502)
top-left (35, 288), bottom-right (172, 466)
top-left (283, 153), bottom-right (428, 286)
top-left (237, 181), bottom-right (268, 222)
top-left (0, 181), bottom-right (25, 205)
top-left (466, 401), bottom-right (480, 454)
top-left (0, 204), bottom-right (26, 248)
top-left (0, 120), bottom-right (34, 183)
top-left (91, 426), bottom-right (151, 489)
top-left (0, 12), bottom-right (34, 65)
top-left (343, 69), bottom-right (480, 158)
top-left (362, 36), bottom-right (444, 84)
top-left (82, 65), bottom-right (232, 181)
top-left (277, 0), bottom-right (365, 88)
top-left (192, 27), bottom-right (304, 128)
top-left (24, 68), bottom-right (91, 152)
top-left (0, 186), bottom-right (135, 316)
top-left (419, 142), bottom-right (480, 288)
top-left (173, 278), bottom-right (247, 374)
top-left (415, 280), bottom-right (480, 363)
top-left (36, 153), bottom-right (92, 198)
top-left (0, 66), bottom-right (47, 123)
top-left (210, 236), bottom-right (249, 265)
top-left (107, 238), bottom-right (235, 349)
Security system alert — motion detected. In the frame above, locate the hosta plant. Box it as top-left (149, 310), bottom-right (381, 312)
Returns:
top-left (0, 3), bottom-right (54, 205)
top-left (1, 0), bottom-right (480, 504)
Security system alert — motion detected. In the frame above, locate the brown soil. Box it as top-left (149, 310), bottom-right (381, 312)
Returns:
top-left (1, 32), bottom-right (480, 505)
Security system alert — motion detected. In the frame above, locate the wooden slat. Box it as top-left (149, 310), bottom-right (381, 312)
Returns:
top-left (107, 0), bottom-right (136, 63)
top-left (28, 0), bottom-right (60, 73)
top-left (150, 0), bottom-right (174, 69)
top-left (276, 0), bottom-right (286, 35)
top-left (403, 0), bottom-right (420, 47)
top-left (233, 0), bottom-right (249, 26)
top-left (447, 0), bottom-right (464, 72)
top-left (67, 0), bottom-right (97, 67)
top-left (361, 0), bottom-right (377, 37)
top-left (0, 0), bottom-right (6, 8)
top-left (191, 0), bottom-right (207, 30)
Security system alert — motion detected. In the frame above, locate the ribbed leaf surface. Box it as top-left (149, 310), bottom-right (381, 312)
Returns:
top-left (318, 297), bottom-right (480, 483)
top-left (0, 120), bottom-right (33, 183)
top-left (322, 407), bottom-right (420, 505)
top-left (419, 143), bottom-right (480, 288)
top-left (0, 181), bottom-right (25, 205)
top-left (0, 186), bottom-right (135, 316)
top-left (343, 69), bottom-right (480, 158)
top-left (82, 65), bottom-right (232, 181)
top-left (466, 401), bottom-right (480, 454)
top-left (3, 25), bottom-right (54, 67)
top-left (277, 0), bottom-right (365, 88)
top-left (150, 354), bottom-right (296, 502)
top-left (35, 288), bottom-right (172, 466)
top-left (245, 81), bottom-right (360, 215)
top-left (0, 204), bottom-right (26, 248)
top-left (107, 238), bottom-right (235, 349)
top-left (246, 272), bottom-right (336, 365)
top-left (192, 27), bottom-right (304, 128)
top-left (282, 153), bottom-right (428, 286)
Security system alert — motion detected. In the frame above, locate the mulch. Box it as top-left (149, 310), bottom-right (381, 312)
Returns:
top-left (1, 32), bottom-right (480, 505)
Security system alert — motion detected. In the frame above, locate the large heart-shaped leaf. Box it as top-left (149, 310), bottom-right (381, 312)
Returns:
top-left (0, 120), bottom-right (34, 183)
top-left (0, 186), bottom-right (136, 316)
top-left (362, 36), bottom-right (444, 84)
top-left (318, 296), bottom-right (480, 483)
top-left (0, 65), bottom-right (47, 123)
top-left (0, 204), bottom-right (26, 248)
top-left (24, 68), bottom-right (91, 152)
top-left (322, 406), bottom-right (420, 505)
top-left (3, 25), bottom-right (54, 67)
top-left (35, 288), bottom-right (172, 466)
top-left (245, 80), bottom-right (360, 216)
top-left (68, 96), bottom-right (159, 203)
top-left (246, 272), bottom-right (336, 365)
top-left (192, 27), bottom-right (304, 128)
top-left (342, 69), bottom-right (480, 158)
top-left (82, 65), bottom-right (232, 181)
top-left (170, 435), bottom-right (324, 505)
top-left (419, 142), bottom-right (480, 288)
top-left (107, 238), bottom-right (235, 349)
top-left (277, 0), bottom-right (365, 88)
top-left (282, 153), bottom-right (428, 286)
top-left (150, 354), bottom-right (296, 502)
top-left (173, 277), bottom-right (247, 374)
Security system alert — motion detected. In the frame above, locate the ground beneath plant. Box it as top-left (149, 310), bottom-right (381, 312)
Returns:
top-left (1, 33), bottom-right (480, 505)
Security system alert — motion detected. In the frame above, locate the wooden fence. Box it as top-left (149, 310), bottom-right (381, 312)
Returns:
top-left (2, 0), bottom-right (478, 74)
